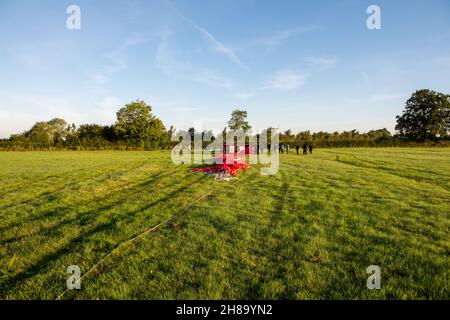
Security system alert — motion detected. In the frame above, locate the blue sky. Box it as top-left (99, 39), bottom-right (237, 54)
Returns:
top-left (0, 0), bottom-right (449, 137)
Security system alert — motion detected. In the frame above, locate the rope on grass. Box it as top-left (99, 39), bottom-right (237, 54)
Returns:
top-left (56, 187), bottom-right (214, 300)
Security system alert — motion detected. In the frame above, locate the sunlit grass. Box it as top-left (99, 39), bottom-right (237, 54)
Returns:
top-left (0, 149), bottom-right (449, 299)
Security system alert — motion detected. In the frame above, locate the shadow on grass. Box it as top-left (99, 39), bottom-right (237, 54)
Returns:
top-left (0, 168), bottom-right (182, 235)
top-left (242, 170), bottom-right (295, 299)
top-left (0, 161), bottom-right (152, 212)
top-left (0, 163), bottom-right (110, 199)
top-left (0, 173), bottom-right (208, 297)
top-left (0, 168), bottom-right (188, 245)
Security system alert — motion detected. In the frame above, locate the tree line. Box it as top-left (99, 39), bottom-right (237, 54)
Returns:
top-left (0, 100), bottom-right (174, 151)
top-left (1, 89), bottom-right (449, 151)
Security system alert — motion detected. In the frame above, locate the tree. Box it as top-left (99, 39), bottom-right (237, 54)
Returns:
top-left (25, 118), bottom-right (68, 148)
top-left (65, 123), bottom-right (79, 148)
top-left (188, 127), bottom-right (195, 139)
top-left (227, 109), bottom-right (251, 132)
top-left (114, 100), bottom-right (165, 147)
top-left (160, 125), bottom-right (175, 149)
top-left (46, 118), bottom-right (68, 140)
top-left (396, 89), bottom-right (450, 140)
top-left (27, 122), bottom-right (52, 148)
top-left (47, 118), bottom-right (68, 147)
top-left (367, 128), bottom-right (392, 142)
top-left (76, 124), bottom-right (114, 149)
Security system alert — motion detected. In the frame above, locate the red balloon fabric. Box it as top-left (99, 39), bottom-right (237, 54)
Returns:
top-left (192, 162), bottom-right (249, 176)
top-left (192, 153), bottom-right (250, 176)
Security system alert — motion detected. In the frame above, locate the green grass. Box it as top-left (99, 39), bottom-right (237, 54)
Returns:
top-left (0, 148), bottom-right (449, 299)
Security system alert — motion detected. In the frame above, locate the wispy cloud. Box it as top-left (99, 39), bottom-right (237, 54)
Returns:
top-left (304, 56), bottom-right (337, 70)
top-left (236, 92), bottom-right (257, 100)
top-left (87, 32), bottom-right (146, 92)
top-left (436, 56), bottom-right (450, 67)
top-left (188, 70), bottom-right (233, 88)
top-left (120, 32), bottom-right (146, 50)
top-left (263, 70), bottom-right (308, 91)
top-left (0, 91), bottom-right (76, 114)
top-left (172, 107), bottom-right (200, 112)
top-left (361, 71), bottom-right (371, 82)
top-left (234, 69), bottom-right (308, 99)
top-left (258, 26), bottom-right (318, 48)
top-left (196, 25), bottom-right (249, 70)
top-left (166, 0), bottom-right (248, 70)
top-left (370, 93), bottom-right (407, 101)
top-left (96, 95), bottom-right (120, 110)
top-left (87, 74), bottom-right (109, 91)
top-left (0, 109), bottom-right (33, 138)
top-left (0, 90), bottom-right (82, 137)
top-left (102, 53), bottom-right (127, 73)
top-left (155, 30), bottom-right (178, 75)
top-left (94, 95), bottom-right (121, 123)
top-left (155, 30), bottom-right (233, 88)
top-left (346, 93), bottom-right (407, 104)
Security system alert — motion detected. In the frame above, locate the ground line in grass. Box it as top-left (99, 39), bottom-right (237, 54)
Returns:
top-left (55, 187), bottom-right (214, 300)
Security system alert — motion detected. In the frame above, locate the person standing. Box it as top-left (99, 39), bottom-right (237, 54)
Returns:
top-left (286, 143), bottom-right (290, 154)
top-left (295, 145), bottom-right (300, 155)
top-left (309, 144), bottom-right (313, 154)
top-left (302, 142), bottom-right (307, 155)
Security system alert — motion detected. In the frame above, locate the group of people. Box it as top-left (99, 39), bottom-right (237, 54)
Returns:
top-left (289, 143), bottom-right (313, 155)
top-left (264, 143), bottom-right (313, 155)
top-left (296, 143), bottom-right (313, 155)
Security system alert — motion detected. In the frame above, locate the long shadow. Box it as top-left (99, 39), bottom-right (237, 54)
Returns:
top-left (0, 168), bottom-right (179, 240)
top-left (0, 218), bottom-right (116, 298)
top-left (0, 161), bottom-right (152, 212)
top-left (335, 156), bottom-right (450, 192)
top-left (244, 170), bottom-right (292, 299)
top-left (0, 174), bottom-right (208, 296)
top-left (0, 168), bottom-right (182, 234)
top-left (331, 150), bottom-right (450, 178)
top-left (314, 230), bottom-right (447, 299)
top-left (0, 190), bottom-right (65, 213)
top-left (0, 162), bottom-right (112, 198)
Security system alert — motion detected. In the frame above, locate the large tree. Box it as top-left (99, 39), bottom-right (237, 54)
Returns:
top-left (26, 118), bottom-right (68, 147)
top-left (396, 89), bottom-right (450, 140)
top-left (227, 109), bottom-right (251, 132)
top-left (114, 100), bottom-right (165, 146)
top-left (77, 124), bottom-right (114, 148)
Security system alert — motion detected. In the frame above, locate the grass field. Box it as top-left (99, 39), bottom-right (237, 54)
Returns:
top-left (0, 148), bottom-right (449, 299)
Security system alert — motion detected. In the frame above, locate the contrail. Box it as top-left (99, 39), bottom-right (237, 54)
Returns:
top-left (165, 0), bottom-right (249, 70)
